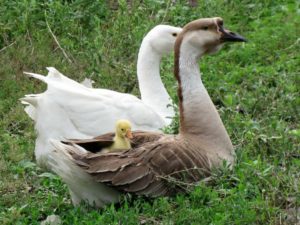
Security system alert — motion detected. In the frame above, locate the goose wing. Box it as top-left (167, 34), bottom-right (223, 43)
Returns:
top-left (65, 131), bottom-right (163, 153)
top-left (22, 68), bottom-right (166, 137)
top-left (65, 132), bottom-right (115, 153)
top-left (64, 133), bottom-right (211, 197)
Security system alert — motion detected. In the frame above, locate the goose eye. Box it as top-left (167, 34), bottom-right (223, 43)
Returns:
top-left (202, 26), bottom-right (209, 30)
top-left (172, 33), bottom-right (177, 37)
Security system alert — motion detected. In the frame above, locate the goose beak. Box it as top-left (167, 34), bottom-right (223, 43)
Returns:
top-left (125, 130), bottom-right (133, 139)
top-left (219, 26), bottom-right (247, 42)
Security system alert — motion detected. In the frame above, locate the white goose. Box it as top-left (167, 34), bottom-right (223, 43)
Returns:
top-left (21, 25), bottom-right (182, 169)
top-left (49, 17), bottom-right (246, 207)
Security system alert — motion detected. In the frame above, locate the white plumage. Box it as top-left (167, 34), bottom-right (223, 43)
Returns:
top-left (21, 25), bottom-right (182, 169)
top-left (49, 140), bottom-right (120, 207)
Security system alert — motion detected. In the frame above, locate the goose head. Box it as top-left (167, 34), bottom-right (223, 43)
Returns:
top-left (115, 119), bottom-right (133, 139)
top-left (176, 17), bottom-right (246, 58)
top-left (146, 25), bottom-right (183, 55)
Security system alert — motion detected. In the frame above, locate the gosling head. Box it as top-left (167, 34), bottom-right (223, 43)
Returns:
top-left (115, 119), bottom-right (133, 139)
top-left (176, 17), bottom-right (246, 57)
top-left (146, 25), bottom-right (183, 55)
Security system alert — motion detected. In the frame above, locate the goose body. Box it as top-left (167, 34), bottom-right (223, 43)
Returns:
top-left (49, 17), bottom-right (246, 207)
top-left (21, 25), bottom-right (182, 169)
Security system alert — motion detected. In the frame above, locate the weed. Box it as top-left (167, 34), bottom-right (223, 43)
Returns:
top-left (0, 0), bottom-right (299, 224)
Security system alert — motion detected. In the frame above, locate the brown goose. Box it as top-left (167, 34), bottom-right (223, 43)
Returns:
top-left (49, 17), bottom-right (246, 207)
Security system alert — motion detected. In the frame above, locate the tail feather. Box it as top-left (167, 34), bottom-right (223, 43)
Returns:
top-left (46, 67), bottom-right (93, 88)
top-left (81, 78), bottom-right (95, 88)
top-left (24, 71), bottom-right (48, 83)
top-left (20, 94), bottom-right (40, 120)
top-left (49, 140), bottom-right (120, 207)
top-left (24, 67), bottom-right (64, 84)
top-left (46, 67), bottom-right (64, 79)
top-left (23, 105), bottom-right (36, 120)
top-left (20, 94), bottom-right (39, 107)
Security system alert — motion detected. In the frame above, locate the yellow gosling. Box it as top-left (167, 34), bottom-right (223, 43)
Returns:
top-left (102, 119), bottom-right (133, 153)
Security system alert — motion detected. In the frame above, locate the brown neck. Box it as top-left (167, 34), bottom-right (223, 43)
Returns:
top-left (174, 34), bottom-right (184, 128)
top-left (174, 34), bottom-right (233, 152)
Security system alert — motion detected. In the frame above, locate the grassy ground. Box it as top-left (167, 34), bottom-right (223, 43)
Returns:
top-left (0, 0), bottom-right (299, 224)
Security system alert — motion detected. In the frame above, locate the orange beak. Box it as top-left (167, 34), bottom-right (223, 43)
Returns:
top-left (125, 130), bottom-right (133, 139)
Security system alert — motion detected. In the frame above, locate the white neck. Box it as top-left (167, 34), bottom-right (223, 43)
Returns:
top-left (137, 41), bottom-right (175, 125)
top-left (177, 41), bottom-right (233, 149)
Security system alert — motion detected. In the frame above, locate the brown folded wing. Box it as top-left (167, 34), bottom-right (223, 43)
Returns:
top-left (64, 130), bottom-right (163, 153)
top-left (65, 132), bottom-right (115, 153)
top-left (66, 132), bottom-right (211, 197)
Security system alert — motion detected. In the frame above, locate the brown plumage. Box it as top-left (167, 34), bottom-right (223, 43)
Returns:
top-left (53, 17), bottom-right (246, 200)
top-left (66, 131), bottom-right (162, 152)
top-left (65, 132), bottom-right (210, 196)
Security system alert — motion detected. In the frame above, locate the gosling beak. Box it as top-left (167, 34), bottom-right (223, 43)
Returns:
top-left (219, 26), bottom-right (247, 42)
top-left (125, 130), bottom-right (133, 139)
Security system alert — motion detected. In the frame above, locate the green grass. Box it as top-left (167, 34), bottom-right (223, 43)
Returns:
top-left (0, 0), bottom-right (299, 224)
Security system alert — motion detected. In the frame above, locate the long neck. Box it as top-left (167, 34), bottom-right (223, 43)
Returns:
top-left (175, 40), bottom-right (233, 149)
top-left (137, 41), bottom-right (174, 124)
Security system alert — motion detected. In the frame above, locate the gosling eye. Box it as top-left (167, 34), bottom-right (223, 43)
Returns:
top-left (202, 26), bottom-right (209, 30)
top-left (172, 33), bottom-right (177, 37)
top-left (121, 128), bottom-right (125, 131)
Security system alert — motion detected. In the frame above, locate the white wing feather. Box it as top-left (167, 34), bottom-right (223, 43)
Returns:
top-left (21, 68), bottom-right (165, 168)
